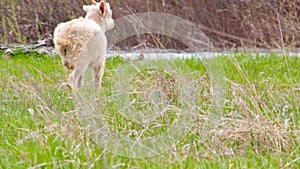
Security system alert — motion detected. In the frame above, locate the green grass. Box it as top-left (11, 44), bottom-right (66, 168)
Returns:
top-left (0, 51), bottom-right (300, 168)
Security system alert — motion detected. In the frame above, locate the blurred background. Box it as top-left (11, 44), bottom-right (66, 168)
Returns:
top-left (1, 0), bottom-right (300, 50)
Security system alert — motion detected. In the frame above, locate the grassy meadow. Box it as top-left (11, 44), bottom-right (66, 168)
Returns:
top-left (0, 51), bottom-right (299, 168)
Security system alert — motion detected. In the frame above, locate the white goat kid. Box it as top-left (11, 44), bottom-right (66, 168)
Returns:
top-left (53, 0), bottom-right (114, 91)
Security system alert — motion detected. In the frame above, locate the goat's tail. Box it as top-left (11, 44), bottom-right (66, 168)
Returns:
top-left (54, 38), bottom-right (68, 47)
top-left (54, 38), bottom-right (83, 57)
top-left (54, 38), bottom-right (79, 47)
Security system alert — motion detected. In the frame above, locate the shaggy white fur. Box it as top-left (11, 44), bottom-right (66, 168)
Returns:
top-left (53, 1), bottom-right (114, 91)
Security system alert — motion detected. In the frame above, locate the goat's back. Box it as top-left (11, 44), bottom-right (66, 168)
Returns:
top-left (54, 18), bottom-right (102, 47)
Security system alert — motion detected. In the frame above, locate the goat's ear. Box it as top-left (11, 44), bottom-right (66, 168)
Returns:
top-left (99, 1), bottom-right (105, 15)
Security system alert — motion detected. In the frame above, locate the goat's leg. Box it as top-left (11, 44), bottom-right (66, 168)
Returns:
top-left (69, 64), bottom-right (88, 90)
top-left (94, 58), bottom-right (106, 93)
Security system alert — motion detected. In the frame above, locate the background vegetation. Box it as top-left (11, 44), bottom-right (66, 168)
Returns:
top-left (1, 0), bottom-right (300, 49)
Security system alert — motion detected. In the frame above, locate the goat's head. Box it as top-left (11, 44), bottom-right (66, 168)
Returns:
top-left (83, 0), bottom-right (114, 31)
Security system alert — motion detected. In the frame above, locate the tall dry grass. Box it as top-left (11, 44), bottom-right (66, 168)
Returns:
top-left (1, 0), bottom-right (300, 49)
top-left (0, 0), bottom-right (87, 44)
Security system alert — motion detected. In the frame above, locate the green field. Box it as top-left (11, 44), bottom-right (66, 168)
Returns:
top-left (0, 51), bottom-right (299, 168)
